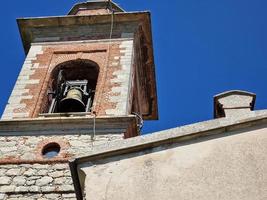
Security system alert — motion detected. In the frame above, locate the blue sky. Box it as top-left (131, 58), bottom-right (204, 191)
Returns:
top-left (0, 0), bottom-right (267, 134)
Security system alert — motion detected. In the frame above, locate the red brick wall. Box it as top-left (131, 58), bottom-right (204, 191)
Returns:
top-left (2, 39), bottom-right (134, 119)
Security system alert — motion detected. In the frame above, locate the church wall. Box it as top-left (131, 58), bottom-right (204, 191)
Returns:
top-left (80, 126), bottom-right (267, 200)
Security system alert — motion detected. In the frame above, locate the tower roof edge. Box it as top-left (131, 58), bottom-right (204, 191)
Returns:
top-left (68, 1), bottom-right (125, 15)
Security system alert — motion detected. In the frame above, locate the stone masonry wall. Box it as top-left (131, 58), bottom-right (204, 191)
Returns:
top-left (0, 133), bottom-right (123, 199)
top-left (0, 134), bottom-right (122, 162)
top-left (0, 163), bottom-right (74, 200)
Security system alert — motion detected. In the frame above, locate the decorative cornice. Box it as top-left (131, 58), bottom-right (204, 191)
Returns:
top-left (0, 115), bottom-right (138, 138)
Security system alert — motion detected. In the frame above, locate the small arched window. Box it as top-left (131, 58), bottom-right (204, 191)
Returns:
top-left (42, 142), bottom-right (61, 159)
top-left (44, 59), bottom-right (99, 114)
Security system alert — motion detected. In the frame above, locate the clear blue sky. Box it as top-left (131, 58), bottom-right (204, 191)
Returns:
top-left (0, 0), bottom-right (267, 134)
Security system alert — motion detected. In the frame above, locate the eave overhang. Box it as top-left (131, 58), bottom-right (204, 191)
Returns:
top-left (17, 12), bottom-right (151, 56)
top-left (0, 115), bottom-right (138, 138)
top-left (16, 11), bottom-right (158, 120)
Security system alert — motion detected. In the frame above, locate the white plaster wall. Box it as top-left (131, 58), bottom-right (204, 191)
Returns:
top-left (80, 127), bottom-right (267, 200)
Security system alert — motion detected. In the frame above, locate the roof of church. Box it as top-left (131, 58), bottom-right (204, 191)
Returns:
top-left (69, 107), bottom-right (267, 199)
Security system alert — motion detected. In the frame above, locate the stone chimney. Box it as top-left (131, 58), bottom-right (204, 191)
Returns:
top-left (214, 90), bottom-right (256, 118)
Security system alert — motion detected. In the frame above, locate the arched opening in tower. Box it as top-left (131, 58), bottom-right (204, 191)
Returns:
top-left (43, 59), bottom-right (99, 114)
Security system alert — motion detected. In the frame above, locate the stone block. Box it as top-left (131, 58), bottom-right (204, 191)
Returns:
top-left (8, 97), bottom-right (23, 104)
top-left (19, 79), bottom-right (40, 85)
top-left (0, 193), bottom-right (6, 200)
top-left (0, 185), bottom-right (16, 193)
top-left (53, 164), bottom-right (68, 170)
top-left (54, 177), bottom-right (65, 185)
top-left (48, 171), bottom-right (64, 178)
top-left (17, 75), bottom-right (30, 81)
top-left (29, 186), bottom-right (40, 192)
top-left (12, 113), bottom-right (29, 118)
top-left (26, 176), bottom-right (40, 181)
top-left (62, 193), bottom-right (76, 198)
top-left (27, 45), bottom-right (43, 56)
top-left (15, 186), bottom-right (28, 192)
top-left (24, 168), bottom-right (37, 177)
top-left (45, 193), bottom-right (61, 199)
top-left (57, 185), bottom-right (74, 192)
top-left (13, 176), bottom-right (26, 186)
top-left (0, 177), bottom-right (12, 185)
top-left (0, 169), bottom-right (7, 175)
top-left (6, 168), bottom-right (21, 176)
top-left (36, 176), bottom-right (53, 186)
top-left (41, 186), bottom-right (56, 192)
top-left (32, 164), bottom-right (49, 169)
top-left (26, 180), bottom-right (35, 186)
top-left (37, 169), bottom-right (48, 176)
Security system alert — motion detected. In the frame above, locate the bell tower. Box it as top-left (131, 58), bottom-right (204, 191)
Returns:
top-left (2, 1), bottom-right (157, 121)
top-left (0, 1), bottom-right (157, 199)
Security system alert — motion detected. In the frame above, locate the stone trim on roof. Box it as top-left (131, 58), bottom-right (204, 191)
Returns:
top-left (214, 90), bottom-right (256, 118)
top-left (72, 109), bottom-right (267, 162)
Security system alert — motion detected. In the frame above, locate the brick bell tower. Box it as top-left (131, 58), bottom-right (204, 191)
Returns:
top-left (0, 1), bottom-right (157, 199)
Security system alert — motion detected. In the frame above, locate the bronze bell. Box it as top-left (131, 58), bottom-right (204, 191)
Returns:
top-left (59, 88), bottom-right (86, 112)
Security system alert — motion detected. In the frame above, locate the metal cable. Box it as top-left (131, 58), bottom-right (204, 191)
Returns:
top-left (91, 1), bottom-right (114, 143)
top-left (91, 112), bottom-right (96, 142)
top-left (132, 112), bottom-right (144, 133)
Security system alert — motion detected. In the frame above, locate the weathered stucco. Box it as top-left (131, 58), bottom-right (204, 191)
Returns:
top-left (79, 125), bottom-right (267, 200)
